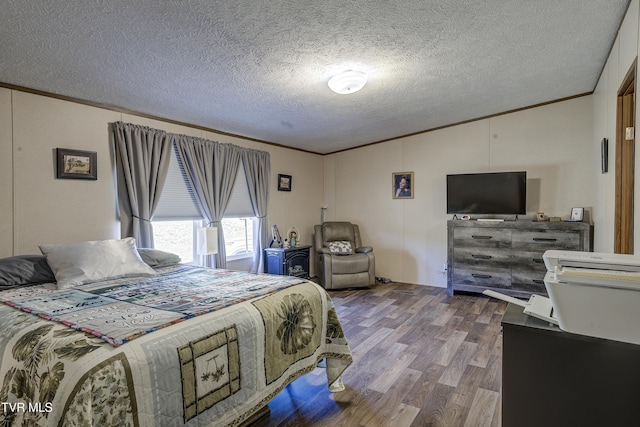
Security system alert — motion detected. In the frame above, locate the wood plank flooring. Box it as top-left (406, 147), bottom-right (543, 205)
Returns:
top-left (266, 282), bottom-right (507, 427)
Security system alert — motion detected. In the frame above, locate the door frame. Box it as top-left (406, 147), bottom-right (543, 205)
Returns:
top-left (614, 59), bottom-right (636, 254)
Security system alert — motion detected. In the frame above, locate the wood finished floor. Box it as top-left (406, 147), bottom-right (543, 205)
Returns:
top-left (266, 282), bottom-right (507, 427)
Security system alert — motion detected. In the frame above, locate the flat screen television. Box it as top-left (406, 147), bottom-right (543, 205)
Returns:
top-left (446, 171), bottom-right (527, 215)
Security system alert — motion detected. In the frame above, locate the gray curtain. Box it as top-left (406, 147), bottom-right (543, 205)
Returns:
top-left (113, 122), bottom-right (172, 247)
top-left (242, 149), bottom-right (270, 273)
top-left (173, 135), bottom-right (242, 268)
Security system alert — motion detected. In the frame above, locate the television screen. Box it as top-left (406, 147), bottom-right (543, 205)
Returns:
top-left (446, 171), bottom-right (527, 215)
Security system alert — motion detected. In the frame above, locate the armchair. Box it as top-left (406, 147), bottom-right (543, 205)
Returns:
top-left (314, 221), bottom-right (375, 289)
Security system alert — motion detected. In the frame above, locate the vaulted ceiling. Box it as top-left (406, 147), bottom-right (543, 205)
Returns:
top-left (0, 1), bottom-right (630, 154)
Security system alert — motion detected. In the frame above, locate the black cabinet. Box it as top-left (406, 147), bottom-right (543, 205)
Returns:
top-left (501, 303), bottom-right (640, 427)
top-left (263, 245), bottom-right (311, 279)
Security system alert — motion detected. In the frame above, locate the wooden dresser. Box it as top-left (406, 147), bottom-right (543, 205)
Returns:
top-left (447, 220), bottom-right (592, 297)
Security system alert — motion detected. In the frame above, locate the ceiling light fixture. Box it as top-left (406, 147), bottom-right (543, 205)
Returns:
top-left (327, 70), bottom-right (368, 94)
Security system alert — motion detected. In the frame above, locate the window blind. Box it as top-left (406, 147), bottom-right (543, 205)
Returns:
top-left (153, 145), bottom-right (254, 220)
top-left (225, 162), bottom-right (255, 218)
top-left (153, 146), bottom-right (201, 220)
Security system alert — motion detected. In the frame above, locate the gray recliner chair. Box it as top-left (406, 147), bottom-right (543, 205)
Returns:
top-left (314, 221), bottom-right (375, 289)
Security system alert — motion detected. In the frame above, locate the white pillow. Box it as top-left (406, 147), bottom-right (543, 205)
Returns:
top-left (325, 240), bottom-right (354, 255)
top-left (39, 237), bottom-right (156, 289)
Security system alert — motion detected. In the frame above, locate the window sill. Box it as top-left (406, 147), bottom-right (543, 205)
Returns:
top-left (226, 253), bottom-right (254, 262)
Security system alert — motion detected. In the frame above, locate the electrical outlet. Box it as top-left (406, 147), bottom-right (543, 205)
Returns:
top-left (439, 263), bottom-right (448, 275)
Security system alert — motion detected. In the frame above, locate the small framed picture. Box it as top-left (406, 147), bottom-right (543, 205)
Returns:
top-left (278, 174), bottom-right (292, 191)
top-left (570, 207), bottom-right (584, 222)
top-left (392, 172), bottom-right (414, 199)
top-left (536, 212), bottom-right (546, 222)
top-left (56, 148), bottom-right (97, 180)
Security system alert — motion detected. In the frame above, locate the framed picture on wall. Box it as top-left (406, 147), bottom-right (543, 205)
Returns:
top-left (56, 148), bottom-right (97, 180)
top-left (392, 172), bottom-right (414, 199)
top-left (278, 174), bottom-right (292, 191)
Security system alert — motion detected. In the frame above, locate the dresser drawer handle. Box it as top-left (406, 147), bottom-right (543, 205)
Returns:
top-left (472, 254), bottom-right (492, 259)
top-left (533, 279), bottom-right (545, 284)
top-left (472, 273), bottom-right (492, 279)
top-left (533, 238), bottom-right (557, 242)
top-left (471, 235), bottom-right (493, 239)
top-left (532, 258), bottom-right (544, 263)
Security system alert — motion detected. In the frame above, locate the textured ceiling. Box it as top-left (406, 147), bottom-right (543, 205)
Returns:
top-left (0, 1), bottom-right (630, 154)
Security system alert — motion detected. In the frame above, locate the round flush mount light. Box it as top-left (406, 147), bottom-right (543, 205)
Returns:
top-left (327, 70), bottom-right (368, 94)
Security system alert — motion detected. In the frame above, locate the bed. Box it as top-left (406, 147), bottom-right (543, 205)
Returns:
top-left (0, 238), bottom-right (352, 427)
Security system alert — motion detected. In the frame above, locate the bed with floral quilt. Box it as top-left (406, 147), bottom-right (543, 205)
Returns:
top-left (0, 238), bottom-right (352, 427)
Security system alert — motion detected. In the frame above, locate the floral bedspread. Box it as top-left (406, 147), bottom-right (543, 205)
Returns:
top-left (0, 269), bottom-right (353, 427)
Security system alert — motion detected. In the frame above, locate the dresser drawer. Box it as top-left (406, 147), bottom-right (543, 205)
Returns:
top-left (453, 227), bottom-right (511, 249)
top-left (511, 271), bottom-right (547, 294)
top-left (453, 269), bottom-right (512, 289)
top-left (453, 247), bottom-right (511, 269)
top-left (511, 250), bottom-right (547, 274)
top-left (511, 250), bottom-right (548, 295)
top-left (512, 230), bottom-right (580, 251)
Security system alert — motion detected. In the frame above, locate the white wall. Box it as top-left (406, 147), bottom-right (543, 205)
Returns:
top-left (591, 54), bottom-right (616, 252)
top-left (322, 0), bottom-right (640, 286)
top-left (0, 90), bottom-right (324, 277)
top-left (325, 97), bottom-right (595, 287)
top-left (591, 0), bottom-right (640, 253)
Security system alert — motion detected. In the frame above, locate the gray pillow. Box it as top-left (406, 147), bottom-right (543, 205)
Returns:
top-left (137, 248), bottom-right (181, 268)
top-left (0, 255), bottom-right (56, 289)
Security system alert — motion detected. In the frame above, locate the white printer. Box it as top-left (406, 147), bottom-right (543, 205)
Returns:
top-left (543, 250), bottom-right (640, 345)
top-left (484, 250), bottom-right (640, 345)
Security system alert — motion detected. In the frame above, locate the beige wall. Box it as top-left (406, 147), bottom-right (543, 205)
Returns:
top-left (5, 0), bottom-right (637, 283)
top-left (0, 90), bottom-right (324, 277)
top-left (0, 88), bottom-right (12, 255)
top-left (11, 93), bottom-right (122, 255)
top-left (325, 96), bottom-right (595, 287)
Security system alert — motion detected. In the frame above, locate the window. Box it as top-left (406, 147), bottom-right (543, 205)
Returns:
top-left (221, 217), bottom-right (254, 258)
top-left (220, 164), bottom-right (256, 259)
top-left (152, 219), bottom-right (254, 262)
top-left (152, 145), bottom-right (202, 263)
top-left (152, 220), bottom-right (198, 263)
top-left (151, 143), bottom-right (256, 263)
